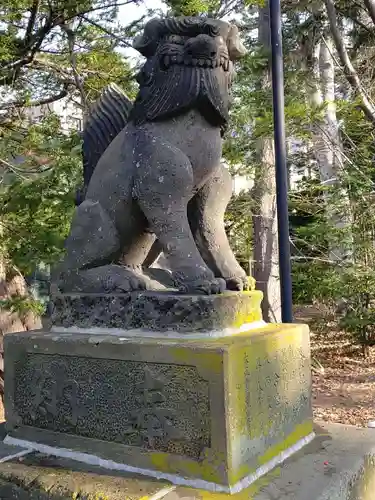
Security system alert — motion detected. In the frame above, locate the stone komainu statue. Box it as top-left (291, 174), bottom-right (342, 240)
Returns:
top-left (58, 17), bottom-right (249, 295)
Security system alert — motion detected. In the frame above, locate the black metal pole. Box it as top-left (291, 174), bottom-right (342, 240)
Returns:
top-left (269, 0), bottom-right (293, 322)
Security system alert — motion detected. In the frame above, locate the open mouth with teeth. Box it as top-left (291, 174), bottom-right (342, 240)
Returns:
top-left (160, 53), bottom-right (231, 71)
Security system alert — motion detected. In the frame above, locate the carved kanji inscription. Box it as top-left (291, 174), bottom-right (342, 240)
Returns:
top-left (30, 368), bottom-right (79, 426)
top-left (123, 368), bottom-right (183, 446)
top-left (14, 354), bottom-right (210, 458)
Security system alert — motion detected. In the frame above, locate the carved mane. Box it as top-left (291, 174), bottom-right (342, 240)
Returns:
top-left (129, 63), bottom-right (230, 132)
top-left (76, 83), bottom-right (132, 204)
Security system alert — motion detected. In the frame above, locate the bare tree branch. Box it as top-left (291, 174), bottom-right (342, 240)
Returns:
top-left (336, 8), bottom-right (373, 33)
top-left (79, 14), bottom-right (132, 48)
top-left (61, 23), bottom-right (88, 113)
top-left (215, 0), bottom-right (241, 19)
top-left (25, 0), bottom-right (41, 46)
top-left (32, 56), bottom-right (125, 87)
top-left (0, 1), bottom-right (144, 85)
top-left (67, 0), bottom-right (143, 20)
top-left (324, 0), bottom-right (375, 123)
top-left (0, 83), bottom-right (70, 111)
top-left (0, 13), bottom-right (56, 83)
top-left (363, 0), bottom-right (375, 27)
top-left (0, 158), bottom-right (28, 180)
top-left (39, 48), bottom-right (70, 55)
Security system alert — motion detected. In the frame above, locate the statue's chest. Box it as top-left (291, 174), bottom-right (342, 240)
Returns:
top-left (185, 132), bottom-right (222, 186)
top-left (143, 111), bottom-right (223, 187)
top-left (168, 113), bottom-right (222, 185)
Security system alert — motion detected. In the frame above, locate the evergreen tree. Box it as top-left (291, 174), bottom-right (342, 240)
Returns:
top-left (0, 0), bottom-right (143, 338)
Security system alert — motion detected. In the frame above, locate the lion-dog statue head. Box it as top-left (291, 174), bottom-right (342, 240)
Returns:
top-left (130, 17), bottom-right (247, 134)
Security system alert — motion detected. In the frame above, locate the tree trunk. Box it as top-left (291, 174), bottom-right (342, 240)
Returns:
top-left (308, 30), bottom-right (352, 261)
top-left (0, 220), bottom-right (42, 400)
top-left (0, 164), bottom-right (42, 337)
top-left (318, 35), bottom-right (338, 186)
top-left (0, 272), bottom-right (42, 336)
top-left (252, 4), bottom-right (282, 322)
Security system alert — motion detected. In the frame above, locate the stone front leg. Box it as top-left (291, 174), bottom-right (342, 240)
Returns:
top-left (189, 164), bottom-right (249, 291)
top-left (134, 140), bottom-right (225, 295)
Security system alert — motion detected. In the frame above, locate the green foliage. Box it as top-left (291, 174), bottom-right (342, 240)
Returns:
top-left (339, 267), bottom-right (375, 355)
top-left (219, 0), bottom-right (375, 358)
top-left (0, 0), bottom-right (140, 103)
top-left (292, 262), bottom-right (340, 304)
top-left (225, 190), bottom-right (254, 273)
top-left (0, 115), bottom-right (82, 276)
top-left (0, 294), bottom-right (45, 317)
top-left (163, 0), bottom-right (247, 16)
top-left (293, 261), bottom-right (375, 357)
top-left (165, 0), bottom-right (214, 15)
top-left (77, 47), bottom-right (137, 101)
top-left (289, 90), bottom-right (375, 353)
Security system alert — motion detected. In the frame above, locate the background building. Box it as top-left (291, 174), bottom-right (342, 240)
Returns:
top-left (25, 96), bottom-right (83, 133)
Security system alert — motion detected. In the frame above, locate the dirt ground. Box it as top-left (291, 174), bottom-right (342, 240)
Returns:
top-left (0, 308), bottom-right (374, 428)
top-left (311, 331), bottom-right (375, 426)
top-left (295, 305), bottom-right (375, 427)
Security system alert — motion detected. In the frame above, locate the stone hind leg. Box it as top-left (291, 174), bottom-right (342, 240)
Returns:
top-left (57, 200), bottom-right (150, 293)
top-left (188, 164), bottom-right (249, 291)
top-left (119, 230), bottom-right (158, 269)
top-left (119, 230), bottom-right (175, 288)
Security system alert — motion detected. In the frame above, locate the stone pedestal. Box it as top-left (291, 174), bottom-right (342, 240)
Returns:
top-left (48, 290), bottom-right (264, 333)
top-left (4, 292), bottom-right (314, 494)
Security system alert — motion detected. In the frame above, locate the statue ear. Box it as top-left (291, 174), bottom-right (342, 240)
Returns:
top-left (227, 24), bottom-right (247, 60)
top-left (133, 18), bottom-right (162, 58)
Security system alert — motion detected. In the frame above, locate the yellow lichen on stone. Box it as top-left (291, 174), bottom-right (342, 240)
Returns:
top-left (224, 324), bottom-right (311, 485)
top-left (169, 348), bottom-right (223, 375)
top-left (178, 467), bottom-right (281, 500)
top-left (227, 421), bottom-right (313, 485)
top-left (150, 451), bottom-right (224, 484)
top-left (225, 290), bottom-right (263, 328)
top-left (258, 420), bottom-right (314, 466)
top-left (148, 323), bottom-right (312, 489)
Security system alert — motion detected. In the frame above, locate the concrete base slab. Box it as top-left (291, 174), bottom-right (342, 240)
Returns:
top-left (1, 422), bottom-right (375, 499)
top-left (0, 442), bottom-right (31, 462)
top-left (0, 450), bottom-right (175, 499)
top-left (160, 422), bottom-right (375, 500)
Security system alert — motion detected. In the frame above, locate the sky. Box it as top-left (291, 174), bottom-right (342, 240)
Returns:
top-left (117, 0), bottom-right (243, 61)
top-left (119, 0), bottom-right (166, 20)
top-left (118, 0), bottom-right (166, 60)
